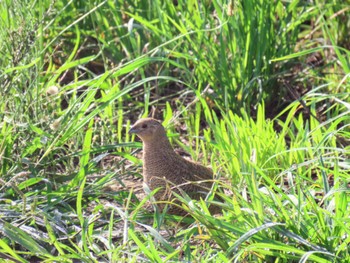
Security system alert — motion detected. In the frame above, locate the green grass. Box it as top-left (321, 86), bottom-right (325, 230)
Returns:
top-left (0, 0), bottom-right (349, 262)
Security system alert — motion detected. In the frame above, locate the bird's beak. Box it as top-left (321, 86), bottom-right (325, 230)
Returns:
top-left (128, 126), bottom-right (138, 134)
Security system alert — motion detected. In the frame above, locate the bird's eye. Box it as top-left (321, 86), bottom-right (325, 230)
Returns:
top-left (142, 124), bottom-right (148, 129)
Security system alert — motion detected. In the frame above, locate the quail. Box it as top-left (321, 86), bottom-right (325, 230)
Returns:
top-left (129, 118), bottom-right (220, 215)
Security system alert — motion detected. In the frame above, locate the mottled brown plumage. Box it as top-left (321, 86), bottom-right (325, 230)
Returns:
top-left (129, 118), bottom-right (220, 215)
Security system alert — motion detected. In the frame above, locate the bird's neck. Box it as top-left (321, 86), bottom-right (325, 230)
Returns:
top-left (142, 136), bottom-right (176, 162)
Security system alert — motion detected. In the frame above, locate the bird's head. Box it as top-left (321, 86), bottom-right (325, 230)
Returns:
top-left (129, 118), bottom-right (166, 142)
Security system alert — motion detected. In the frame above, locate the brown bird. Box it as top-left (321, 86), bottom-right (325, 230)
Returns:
top-left (129, 118), bottom-right (220, 215)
